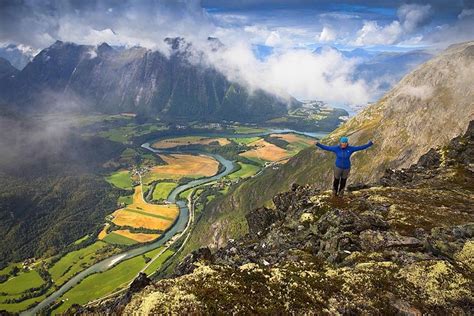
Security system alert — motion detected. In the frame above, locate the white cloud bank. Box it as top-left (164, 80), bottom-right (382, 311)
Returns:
top-left (204, 42), bottom-right (372, 105)
top-left (352, 4), bottom-right (431, 46)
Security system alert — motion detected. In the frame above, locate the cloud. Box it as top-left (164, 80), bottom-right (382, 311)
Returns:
top-left (204, 42), bottom-right (372, 105)
top-left (352, 20), bottom-right (402, 46)
top-left (397, 4), bottom-right (432, 32)
top-left (318, 27), bottom-right (337, 42)
top-left (351, 4), bottom-right (432, 46)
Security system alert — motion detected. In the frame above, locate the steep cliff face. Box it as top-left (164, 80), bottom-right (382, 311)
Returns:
top-left (79, 120), bottom-right (473, 315)
top-left (2, 39), bottom-right (295, 122)
top-left (187, 41), bottom-right (474, 253)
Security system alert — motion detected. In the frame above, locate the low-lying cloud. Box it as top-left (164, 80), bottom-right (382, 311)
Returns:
top-left (204, 43), bottom-right (372, 105)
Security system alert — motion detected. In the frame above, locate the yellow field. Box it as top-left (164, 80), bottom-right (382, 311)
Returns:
top-left (98, 224), bottom-right (109, 240)
top-left (240, 139), bottom-right (289, 161)
top-left (103, 186), bottom-right (179, 242)
top-left (147, 154), bottom-right (219, 181)
top-left (152, 136), bottom-right (230, 149)
top-left (113, 230), bottom-right (160, 243)
top-left (112, 209), bottom-right (173, 230)
top-left (131, 186), bottom-right (179, 218)
top-left (270, 133), bottom-right (315, 146)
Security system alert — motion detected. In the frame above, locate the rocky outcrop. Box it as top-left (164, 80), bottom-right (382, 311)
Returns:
top-left (79, 121), bottom-right (474, 315)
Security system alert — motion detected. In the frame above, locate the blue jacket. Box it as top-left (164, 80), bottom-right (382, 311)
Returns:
top-left (316, 141), bottom-right (373, 169)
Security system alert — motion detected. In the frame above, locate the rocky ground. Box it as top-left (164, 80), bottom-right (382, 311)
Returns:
top-left (73, 122), bottom-right (473, 315)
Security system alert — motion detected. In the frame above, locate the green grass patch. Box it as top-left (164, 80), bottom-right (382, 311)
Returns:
top-left (48, 242), bottom-right (107, 287)
top-left (0, 270), bottom-right (44, 295)
top-left (227, 162), bottom-right (260, 180)
top-left (105, 170), bottom-right (133, 190)
top-left (152, 182), bottom-right (178, 201)
top-left (232, 126), bottom-right (268, 134)
top-left (0, 293), bottom-right (48, 313)
top-left (178, 188), bottom-right (193, 200)
top-left (54, 247), bottom-right (168, 313)
top-left (244, 156), bottom-right (268, 166)
top-left (102, 232), bottom-right (137, 246)
top-left (118, 195), bottom-right (133, 206)
top-left (73, 235), bottom-right (90, 246)
top-left (229, 136), bottom-right (260, 145)
top-left (143, 249), bottom-right (175, 275)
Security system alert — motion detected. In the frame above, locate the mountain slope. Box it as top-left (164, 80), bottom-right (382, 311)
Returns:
top-left (79, 120), bottom-right (474, 315)
top-left (183, 41), bottom-right (474, 253)
top-left (1, 39), bottom-right (296, 122)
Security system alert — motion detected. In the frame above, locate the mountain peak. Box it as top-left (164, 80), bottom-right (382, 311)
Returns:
top-left (97, 42), bottom-right (114, 54)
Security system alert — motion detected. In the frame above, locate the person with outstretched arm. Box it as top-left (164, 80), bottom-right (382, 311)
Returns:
top-left (316, 136), bottom-right (373, 197)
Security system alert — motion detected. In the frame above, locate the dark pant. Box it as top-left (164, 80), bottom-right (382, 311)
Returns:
top-left (333, 166), bottom-right (350, 193)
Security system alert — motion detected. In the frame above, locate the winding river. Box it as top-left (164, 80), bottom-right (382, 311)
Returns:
top-left (25, 128), bottom-right (328, 315)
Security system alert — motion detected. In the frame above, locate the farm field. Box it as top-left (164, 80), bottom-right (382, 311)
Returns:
top-left (105, 170), bottom-right (133, 190)
top-left (151, 136), bottom-right (230, 149)
top-left (152, 182), bottom-right (178, 201)
top-left (226, 162), bottom-right (260, 180)
top-left (240, 139), bottom-right (289, 162)
top-left (228, 136), bottom-right (260, 145)
top-left (53, 246), bottom-right (169, 314)
top-left (0, 270), bottom-right (44, 294)
top-left (102, 185), bottom-right (179, 244)
top-left (143, 249), bottom-right (175, 275)
top-left (102, 232), bottom-right (137, 246)
top-left (113, 230), bottom-right (160, 243)
top-left (48, 241), bottom-right (109, 287)
top-left (143, 154), bottom-right (219, 183)
top-left (270, 133), bottom-right (315, 154)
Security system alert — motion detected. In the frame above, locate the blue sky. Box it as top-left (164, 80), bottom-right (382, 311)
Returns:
top-left (199, 0), bottom-right (473, 55)
top-left (0, 0), bottom-right (472, 53)
top-left (0, 0), bottom-right (473, 107)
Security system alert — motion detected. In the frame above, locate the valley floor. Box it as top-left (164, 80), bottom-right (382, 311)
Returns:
top-left (0, 115), bottom-right (320, 314)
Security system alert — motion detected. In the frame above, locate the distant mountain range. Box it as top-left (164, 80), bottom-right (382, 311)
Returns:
top-left (0, 44), bottom-right (36, 70)
top-left (0, 38), bottom-right (298, 123)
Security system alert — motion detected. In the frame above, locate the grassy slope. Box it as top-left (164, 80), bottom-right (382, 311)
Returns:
top-left (48, 241), bottom-right (107, 287)
top-left (105, 170), bottom-right (133, 190)
top-left (152, 182), bottom-right (178, 200)
top-left (0, 270), bottom-right (44, 294)
top-left (102, 232), bottom-right (138, 246)
top-left (226, 162), bottom-right (260, 180)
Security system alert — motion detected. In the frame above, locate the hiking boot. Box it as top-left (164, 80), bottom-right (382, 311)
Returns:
top-left (338, 189), bottom-right (345, 197)
top-left (332, 189), bottom-right (338, 197)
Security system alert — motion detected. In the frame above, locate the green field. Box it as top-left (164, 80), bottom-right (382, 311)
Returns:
top-left (244, 156), bottom-right (268, 166)
top-left (102, 232), bottom-right (137, 246)
top-left (231, 126), bottom-right (268, 134)
top-left (143, 249), bottom-right (175, 275)
top-left (118, 195), bottom-right (133, 205)
top-left (229, 136), bottom-right (260, 145)
top-left (0, 270), bottom-right (44, 294)
top-left (227, 162), bottom-right (260, 180)
top-left (105, 170), bottom-right (133, 190)
top-left (0, 293), bottom-right (49, 313)
top-left (72, 234), bottom-right (90, 245)
top-left (152, 182), bottom-right (178, 201)
top-left (54, 247), bottom-right (168, 313)
top-left (178, 188), bottom-right (193, 200)
top-left (99, 124), bottom-right (165, 144)
top-left (48, 242), bottom-right (107, 287)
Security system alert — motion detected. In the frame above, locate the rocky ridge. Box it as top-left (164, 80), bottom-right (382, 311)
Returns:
top-left (76, 121), bottom-right (473, 314)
